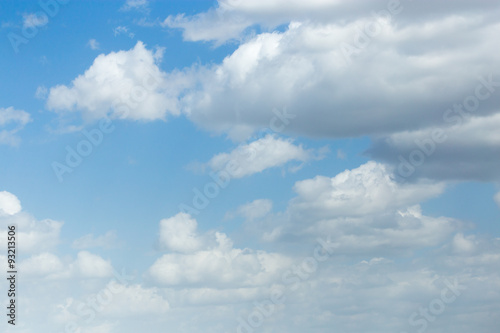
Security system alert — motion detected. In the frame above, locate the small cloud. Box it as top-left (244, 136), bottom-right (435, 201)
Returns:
top-left (127, 156), bottom-right (137, 165)
top-left (23, 13), bottom-right (49, 29)
top-left (87, 38), bottom-right (100, 50)
top-left (113, 26), bottom-right (135, 38)
top-left (495, 191), bottom-right (500, 208)
top-left (39, 55), bottom-right (48, 65)
top-left (35, 86), bottom-right (48, 99)
top-left (337, 148), bottom-right (346, 160)
top-left (121, 0), bottom-right (149, 12)
top-left (72, 230), bottom-right (121, 250)
top-left (0, 107), bottom-right (32, 146)
top-left (226, 199), bottom-right (273, 221)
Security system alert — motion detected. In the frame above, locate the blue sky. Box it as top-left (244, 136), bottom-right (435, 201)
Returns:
top-left (1, 1), bottom-right (500, 332)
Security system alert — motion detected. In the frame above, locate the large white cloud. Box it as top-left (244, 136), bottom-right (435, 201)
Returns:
top-left (248, 162), bottom-right (455, 255)
top-left (46, 42), bottom-right (191, 121)
top-left (147, 0), bottom-right (496, 143)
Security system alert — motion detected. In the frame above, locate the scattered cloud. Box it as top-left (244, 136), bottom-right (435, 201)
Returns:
top-left (23, 12), bottom-right (49, 29)
top-left (121, 0), bottom-right (149, 12)
top-left (0, 106), bottom-right (32, 145)
top-left (113, 25), bottom-right (135, 38)
top-left (231, 198), bottom-right (273, 221)
top-left (149, 214), bottom-right (292, 287)
top-left (72, 230), bottom-right (121, 250)
top-left (87, 38), bottom-right (100, 50)
top-left (207, 135), bottom-right (315, 178)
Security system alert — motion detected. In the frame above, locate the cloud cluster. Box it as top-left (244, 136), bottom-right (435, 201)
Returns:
top-left (149, 212), bottom-right (292, 287)
top-left (249, 162), bottom-right (456, 255)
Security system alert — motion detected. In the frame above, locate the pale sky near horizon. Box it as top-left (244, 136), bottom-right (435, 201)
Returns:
top-left (1, 0), bottom-right (500, 332)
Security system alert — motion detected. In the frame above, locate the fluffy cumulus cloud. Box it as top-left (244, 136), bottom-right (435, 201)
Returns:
top-left (0, 107), bottom-right (31, 145)
top-left (160, 0), bottom-right (500, 142)
top-left (158, 213), bottom-right (204, 253)
top-left (249, 162), bottom-right (456, 254)
top-left (8, 1), bottom-right (500, 332)
top-left (46, 42), bottom-right (191, 121)
top-left (0, 190), bottom-right (21, 215)
top-left (207, 135), bottom-right (315, 178)
top-left (46, 0), bottom-right (500, 144)
top-left (290, 161), bottom-right (444, 219)
top-left (149, 213), bottom-right (292, 287)
top-left (0, 188), bottom-right (499, 332)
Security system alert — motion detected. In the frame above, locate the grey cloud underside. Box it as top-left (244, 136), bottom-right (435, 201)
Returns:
top-left (173, 2), bottom-right (500, 141)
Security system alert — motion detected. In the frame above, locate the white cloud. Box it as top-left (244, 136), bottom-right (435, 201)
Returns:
top-left (495, 191), bottom-right (500, 208)
top-left (46, 42), bottom-right (188, 121)
top-left (452, 233), bottom-right (476, 254)
top-left (100, 283), bottom-right (170, 316)
top-left (208, 135), bottom-right (314, 178)
top-left (159, 213), bottom-right (203, 253)
top-left (19, 252), bottom-right (64, 277)
top-left (149, 214), bottom-right (292, 287)
top-left (290, 161), bottom-right (445, 219)
top-left (113, 25), bottom-right (135, 38)
top-left (35, 85), bottom-right (48, 99)
top-left (0, 212), bottom-right (62, 254)
top-left (23, 13), bottom-right (49, 29)
top-left (72, 230), bottom-right (121, 250)
top-left (70, 251), bottom-right (113, 278)
top-left (0, 191), bottom-right (21, 216)
top-left (0, 107), bottom-right (31, 145)
top-left (246, 162), bottom-right (456, 255)
top-left (121, 0), bottom-right (148, 11)
top-left (231, 198), bottom-right (273, 221)
top-left (163, 6), bottom-right (250, 45)
top-left (166, 3), bottom-right (500, 141)
top-left (87, 38), bottom-right (100, 50)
